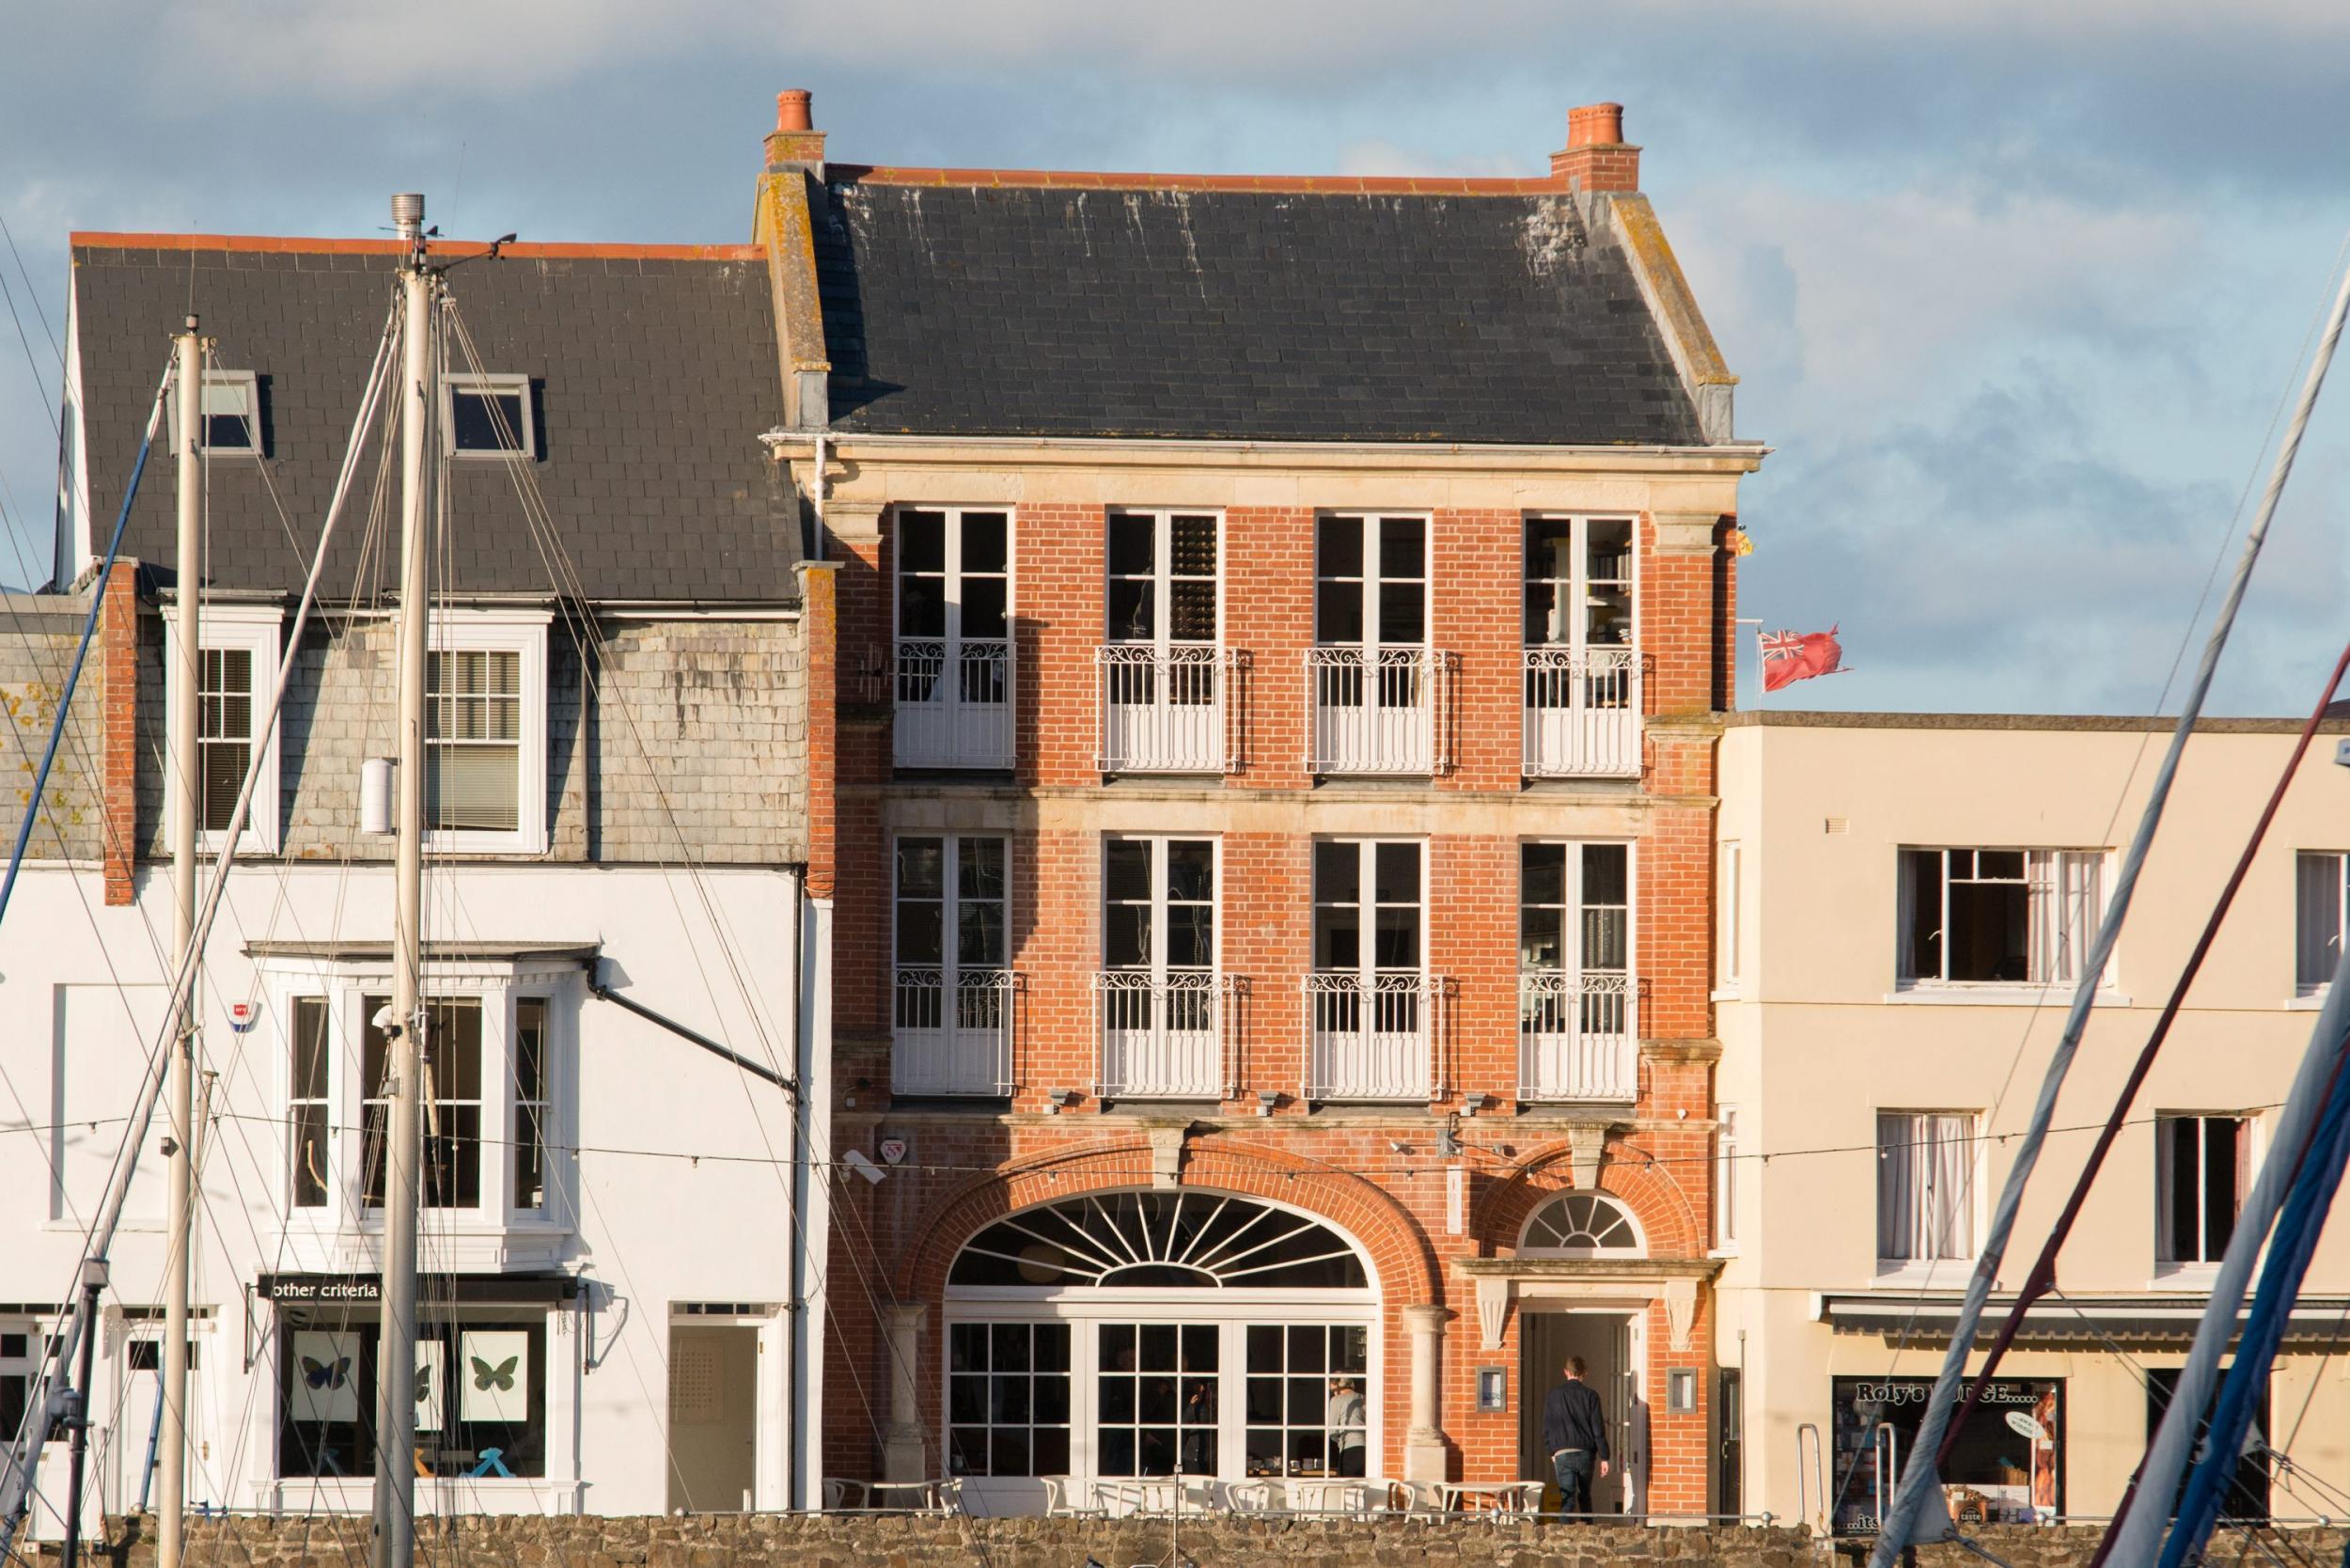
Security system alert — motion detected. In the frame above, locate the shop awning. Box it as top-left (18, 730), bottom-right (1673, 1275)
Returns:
top-left (1818, 1292), bottom-right (2350, 1346)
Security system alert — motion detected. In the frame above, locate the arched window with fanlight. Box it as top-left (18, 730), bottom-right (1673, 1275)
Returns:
top-left (1518, 1190), bottom-right (1645, 1257)
top-left (941, 1190), bottom-right (1378, 1513)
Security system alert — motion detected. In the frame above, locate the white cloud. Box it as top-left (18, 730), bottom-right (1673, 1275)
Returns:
top-left (133, 0), bottom-right (2350, 105)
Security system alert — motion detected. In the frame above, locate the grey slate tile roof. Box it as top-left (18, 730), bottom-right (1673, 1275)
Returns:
top-left (814, 182), bottom-right (1703, 446)
top-left (70, 243), bottom-right (800, 601)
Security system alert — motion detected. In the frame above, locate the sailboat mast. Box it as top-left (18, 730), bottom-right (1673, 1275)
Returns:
top-left (158, 315), bottom-right (201, 1568)
top-left (372, 193), bottom-right (432, 1568)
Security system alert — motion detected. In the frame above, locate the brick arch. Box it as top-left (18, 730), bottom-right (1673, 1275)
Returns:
top-left (1472, 1137), bottom-right (1703, 1259)
top-left (898, 1134), bottom-right (1442, 1308)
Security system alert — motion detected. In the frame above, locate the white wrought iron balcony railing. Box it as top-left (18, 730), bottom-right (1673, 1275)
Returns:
top-left (892, 965), bottom-right (1016, 1095)
top-left (1095, 645), bottom-right (1245, 774)
top-left (894, 638), bottom-right (1014, 769)
top-left (1306, 647), bottom-right (1454, 776)
top-left (1523, 646), bottom-right (1642, 778)
top-left (1303, 972), bottom-right (1439, 1101)
top-left (1093, 969), bottom-right (1232, 1099)
top-left (1517, 968), bottom-right (1637, 1103)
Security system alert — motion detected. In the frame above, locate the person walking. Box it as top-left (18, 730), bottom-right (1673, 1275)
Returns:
top-left (1325, 1377), bottom-right (1368, 1478)
top-left (1541, 1356), bottom-right (1611, 1518)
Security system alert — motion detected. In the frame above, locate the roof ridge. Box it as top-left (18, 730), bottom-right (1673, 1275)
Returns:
top-left (827, 165), bottom-right (1575, 197)
top-left (70, 232), bottom-right (765, 261)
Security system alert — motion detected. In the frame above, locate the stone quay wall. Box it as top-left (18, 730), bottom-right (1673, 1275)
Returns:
top-left (56, 1516), bottom-right (2350, 1568)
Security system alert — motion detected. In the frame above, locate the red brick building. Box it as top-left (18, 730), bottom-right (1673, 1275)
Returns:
top-left (755, 92), bottom-right (1765, 1516)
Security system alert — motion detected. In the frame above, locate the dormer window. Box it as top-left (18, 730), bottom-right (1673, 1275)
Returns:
top-left (443, 373), bottom-right (533, 458)
top-left (169, 370), bottom-right (259, 454)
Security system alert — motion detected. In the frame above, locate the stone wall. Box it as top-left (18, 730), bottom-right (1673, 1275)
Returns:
top-left (126, 607), bottom-right (807, 866)
top-left (68, 1516), bottom-right (2350, 1568)
top-left (91, 1515), bottom-right (1816, 1568)
top-left (0, 589), bottom-right (108, 864)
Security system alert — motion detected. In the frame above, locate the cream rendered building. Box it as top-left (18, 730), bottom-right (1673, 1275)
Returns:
top-left (1716, 713), bottom-right (2350, 1535)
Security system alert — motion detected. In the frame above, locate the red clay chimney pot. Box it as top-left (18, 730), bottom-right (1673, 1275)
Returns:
top-left (776, 89), bottom-right (814, 133)
top-left (1567, 102), bottom-right (1624, 149)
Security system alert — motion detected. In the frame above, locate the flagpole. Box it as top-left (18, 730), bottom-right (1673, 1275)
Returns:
top-left (1734, 618), bottom-right (1762, 709)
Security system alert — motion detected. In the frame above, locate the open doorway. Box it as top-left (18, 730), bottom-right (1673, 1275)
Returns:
top-left (667, 1324), bottom-right (758, 1513)
top-left (1519, 1309), bottom-right (1645, 1518)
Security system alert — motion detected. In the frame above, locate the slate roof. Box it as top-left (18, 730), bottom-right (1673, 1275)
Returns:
top-left (813, 180), bottom-right (1704, 446)
top-left (69, 239), bottom-right (799, 601)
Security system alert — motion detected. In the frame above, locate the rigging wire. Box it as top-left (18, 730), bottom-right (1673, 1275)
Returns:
top-left (1874, 231), bottom-right (2350, 1568)
top-left (0, 311), bottom-right (396, 1560)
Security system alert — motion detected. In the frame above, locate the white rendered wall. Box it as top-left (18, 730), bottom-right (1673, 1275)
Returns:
top-left (0, 859), bottom-right (805, 1525)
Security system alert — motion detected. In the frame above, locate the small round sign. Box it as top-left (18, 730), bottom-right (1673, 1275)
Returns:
top-left (2005, 1410), bottom-right (2047, 1443)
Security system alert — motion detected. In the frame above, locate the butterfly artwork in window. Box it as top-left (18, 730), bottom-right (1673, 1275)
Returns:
top-left (415, 1339), bottom-right (445, 1433)
top-left (290, 1329), bottom-right (361, 1423)
top-left (459, 1328), bottom-right (528, 1422)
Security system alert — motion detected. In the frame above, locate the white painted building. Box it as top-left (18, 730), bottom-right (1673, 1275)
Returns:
top-left (2, 228), bottom-right (832, 1531)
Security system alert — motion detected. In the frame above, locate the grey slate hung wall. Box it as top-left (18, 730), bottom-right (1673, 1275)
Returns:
top-left (67, 242), bottom-right (808, 868)
top-left (0, 593), bottom-right (110, 863)
top-left (814, 183), bottom-right (1703, 444)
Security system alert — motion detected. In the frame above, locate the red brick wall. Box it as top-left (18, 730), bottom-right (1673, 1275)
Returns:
top-left (820, 494), bottom-right (1734, 1514)
top-left (99, 563), bottom-right (139, 905)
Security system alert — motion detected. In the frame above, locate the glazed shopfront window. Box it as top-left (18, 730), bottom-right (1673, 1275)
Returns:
top-left (1831, 1376), bottom-right (2060, 1535)
top-left (276, 1311), bottom-right (546, 1480)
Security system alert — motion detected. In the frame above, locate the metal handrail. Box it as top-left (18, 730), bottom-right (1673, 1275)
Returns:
top-left (1092, 968), bottom-right (1231, 1098)
top-left (1095, 643), bottom-right (1245, 773)
top-left (1516, 967), bottom-right (1637, 1102)
top-left (890, 965), bottom-right (1017, 1094)
top-left (1302, 971), bottom-right (1441, 1101)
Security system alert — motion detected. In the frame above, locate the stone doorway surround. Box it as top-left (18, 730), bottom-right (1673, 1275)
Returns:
top-left (1457, 1257), bottom-right (1723, 1356)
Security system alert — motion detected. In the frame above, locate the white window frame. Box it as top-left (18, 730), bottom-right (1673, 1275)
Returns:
top-left (1517, 839), bottom-right (1633, 978)
top-left (1520, 513), bottom-right (1637, 654)
top-left (893, 506), bottom-right (1016, 771)
top-left (2295, 852), bottom-right (2346, 1000)
top-left (1518, 1190), bottom-right (1646, 1258)
top-left (1717, 840), bottom-right (1743, 996)
top-left (2154, 1111), bottom-right (2253, 1276)
top-left (1875, 1109), bottom-right (1981, 1279)
top-left (1103, 836), bottom-right (1220, 980)
top-left (1896, 846), bottom-right (2108, 991)
top-left (164, 603), bottom-right (283, 854)
top-left (1104, 510), bottom-right (1223, 652)
top-left (168, 368), bottom-right (260, 456)
top-left (891, 832), bottom-right (1014, 1096)
top-left (267, 963), bottom-right (576, 1273)
top-left (439, 372), bottom-right (535, 460)
top-left (941, 1193), bottom-right (1379, 1513)
top-left (1314, 513), bottom-right (1430, 653)
top-left (425, 611), bottom-right (550, 855)
top-left (1714, 1105), bottom-right (1741, 1255)
top-left (1313, 839), bottom-right (1427, 981)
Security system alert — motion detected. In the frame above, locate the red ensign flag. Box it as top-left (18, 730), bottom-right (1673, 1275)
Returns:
top-left (1760, 625), bottom-right (1846, 693)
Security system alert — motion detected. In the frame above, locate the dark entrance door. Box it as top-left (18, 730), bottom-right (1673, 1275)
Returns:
top-left (1716, 1368), bottom-right (1742, 1518)
top-left (2145, 1367), bottom-right (2270, 1520)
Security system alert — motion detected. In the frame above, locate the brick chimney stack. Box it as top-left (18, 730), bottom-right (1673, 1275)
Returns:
top-left (1550, 102), bottom-right (1639, 193)
top-left (765, 88), bottom-right (826, 171)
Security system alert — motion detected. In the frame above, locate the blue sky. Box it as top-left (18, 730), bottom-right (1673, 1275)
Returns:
top-left (2, 0), bottom-right (2346, 714)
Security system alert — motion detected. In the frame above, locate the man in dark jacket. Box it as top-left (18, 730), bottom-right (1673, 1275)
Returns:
top-left (1540, 1356), bottom-right (1612, 1517)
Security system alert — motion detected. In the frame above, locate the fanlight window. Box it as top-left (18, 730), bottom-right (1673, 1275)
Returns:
top-left (1520, 1191), bottom-right (1643, 1256)
top-left (950, 1192), bottom-right (1369, 1290)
